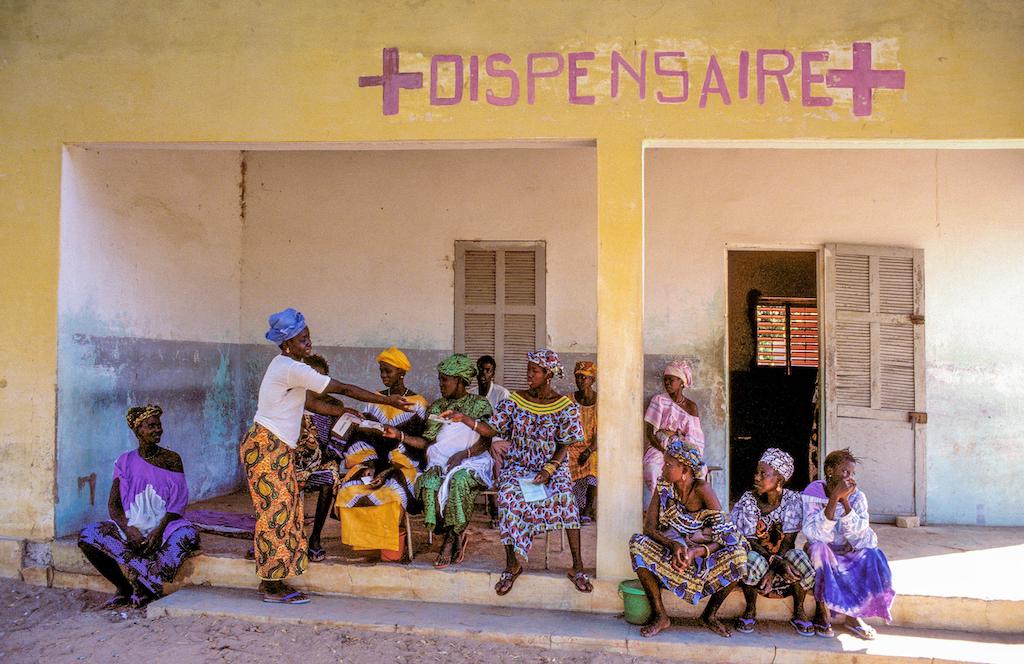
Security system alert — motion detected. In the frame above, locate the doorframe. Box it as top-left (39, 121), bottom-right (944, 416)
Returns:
top-left (723, 244), bottom-right (827, 502)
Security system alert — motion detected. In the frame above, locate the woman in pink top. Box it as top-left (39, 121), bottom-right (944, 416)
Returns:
top-left (643, 360), bottom-right (704, 509)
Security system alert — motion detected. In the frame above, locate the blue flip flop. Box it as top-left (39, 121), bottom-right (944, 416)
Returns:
top-left (790, 619), bottom-right (815, 637)
top-left (735, 617), bottom-right (756, 634)
top-left (262, 591), bottom-right (310, 605)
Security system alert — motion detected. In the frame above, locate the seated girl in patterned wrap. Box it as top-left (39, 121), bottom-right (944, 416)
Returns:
top-left (78, 405), bottom-right (200, 608)
top-left (730, 448), bottom-right (815, 637)
top-left (629, 440), bottom-right (747, 638)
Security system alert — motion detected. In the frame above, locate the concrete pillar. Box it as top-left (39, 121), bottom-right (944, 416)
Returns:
top-left (595, 136), bottom-right (645, 579)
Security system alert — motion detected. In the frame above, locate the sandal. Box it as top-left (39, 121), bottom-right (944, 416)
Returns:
top-left (567, 570), bottom-right (593, 593)
top-left (844, 621), bottom-right (877, 640)
top-left (307, 546), bottom-right (326, 563)
top-left (452, 533), bottom-right (469, 565)
top-left (262, 590), bottom-right (311, 605)
top-left (734, 616), bottom-right (756, 634)
top-left (494, 566), bottom-right (522, 596)
top-left (814, 622), bottom-right (835, 638)
top-left (102, 594), bottom-right (132, 610)
top-left (790, 618), bottom-right (815, 637)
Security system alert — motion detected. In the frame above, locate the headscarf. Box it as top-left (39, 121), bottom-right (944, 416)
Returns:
top-left (126, 404), bottom-right (162, 431)
top-left (437, 353), bottom-right (477, 383)
top-left (265, 308), bottom-right (307, 345)
top-left (760, 447), bottom-right (795, 481)
top-left (665, 438), bottom-right (706, 476)
top-left (573, 360), bottom-right (596, 377)
top-left (663, 360), bottom-right (693, 388)
top-left (376, 346), bottom-right (412, 373)
top-left (527, 348), bottom-right (565, 379)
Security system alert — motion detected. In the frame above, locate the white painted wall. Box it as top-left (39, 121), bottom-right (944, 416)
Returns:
top-left (240, 148), bottom-right (597, 353)
top-left (60, 148), bottom-right (243, 341)
top-left (645, 148), bottom-right (1024, 525)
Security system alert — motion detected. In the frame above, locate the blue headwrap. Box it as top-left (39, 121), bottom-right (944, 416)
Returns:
top-left (265, 308), bottom-right (307, 345)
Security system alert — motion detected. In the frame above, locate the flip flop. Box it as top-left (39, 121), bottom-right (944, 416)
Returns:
top-left (567, 570), bottom-right (593, 593)
top-left (790, 618), bottom-right (815, 637)
top-left (262, 591), bottom-right (311, 605)
top-left (734, 616), bottom-right (756, 634)
top-left (814, 622), bottom-right (835, 638)
top-left (452, 533), bottom-right (469, 565)
top-left (495, 567), bottom-right (522, 596)
top-left (844, 621), bottom-right (877, 640)
top-left (307, 546), bottom-right (327, 563)
top-left (102, 594), bottom-right (132, 610)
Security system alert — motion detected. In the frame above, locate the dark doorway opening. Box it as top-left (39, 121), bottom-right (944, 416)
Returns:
top-left (727, 250), bottom-right (819, 503)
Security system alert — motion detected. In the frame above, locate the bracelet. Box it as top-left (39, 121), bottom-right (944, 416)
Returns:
top-left (542, 461), bottom-right (558, 475)
top-left (471, 420), bottom-right (478, 433)
top-left (702, 544), bottom-right (710, 558)
top-left (400, 432), bottom-right (405, 443)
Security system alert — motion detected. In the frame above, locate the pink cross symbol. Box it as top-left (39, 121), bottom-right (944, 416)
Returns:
top-left (359, 47), bottom-right (423, 116)
top-left (826, 42), bottom-right (905, 117)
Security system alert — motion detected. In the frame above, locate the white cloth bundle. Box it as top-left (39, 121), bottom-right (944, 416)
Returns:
top-left (428, 421), bottom-right (494, 511)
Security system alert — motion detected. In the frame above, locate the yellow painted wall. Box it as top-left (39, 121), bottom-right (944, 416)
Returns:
top-left (1, 2), bottom-right (1022, 578)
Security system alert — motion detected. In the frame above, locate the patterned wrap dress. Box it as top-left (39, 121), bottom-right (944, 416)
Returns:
top-left (490, 393), bottom-right (584, 559)
top-left (566, 394), bottom-right (598, 513)
top-left (730, 489), bottom-right (814, 595)
top-left (414, 393), bottom-right (493, 535)
top-left (629, 479), bottom-right (748, 604)
top-left (335, 394), bottom-right (428, 552)
top-left (802, 480), bottom-right (895, 621)
top-left (79, 450), bottom-right (200, 599)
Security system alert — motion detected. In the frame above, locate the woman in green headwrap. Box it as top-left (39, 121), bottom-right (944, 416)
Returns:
top-left (381, 354), bottom-right (493, 568)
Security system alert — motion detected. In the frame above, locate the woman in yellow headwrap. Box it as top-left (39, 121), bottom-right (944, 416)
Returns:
top-left (335, 347), bottom-right (428, 561)
top-left (567, 360), bottom-right (598, 522)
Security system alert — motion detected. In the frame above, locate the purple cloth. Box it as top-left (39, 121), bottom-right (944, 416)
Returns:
top-left (114, 450), bottom-right (191, 543)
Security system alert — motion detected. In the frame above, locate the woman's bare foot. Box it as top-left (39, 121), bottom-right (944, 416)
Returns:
top-left (700, 614), bottom-right (732, 637)
top-left (640, 614), bottom-right (671, 637)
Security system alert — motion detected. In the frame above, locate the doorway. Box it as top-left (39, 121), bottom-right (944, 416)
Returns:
top-left (727, 250), bottom-right (820, 502)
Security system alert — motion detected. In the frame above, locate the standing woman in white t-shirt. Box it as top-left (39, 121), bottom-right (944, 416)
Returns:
top-left (241, 308), bottom-right (412, 604)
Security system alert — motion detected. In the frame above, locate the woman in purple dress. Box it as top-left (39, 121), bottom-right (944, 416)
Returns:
top-left (78, 405), bottom-right (200, 608)
top-left (802, 448), bottom-right (895, 639)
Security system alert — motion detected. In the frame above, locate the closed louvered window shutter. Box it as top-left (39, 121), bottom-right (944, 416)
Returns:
top-left (455, 242), bottom-right (546, 390)
top-left (830, 248), bottom-right (923, 414)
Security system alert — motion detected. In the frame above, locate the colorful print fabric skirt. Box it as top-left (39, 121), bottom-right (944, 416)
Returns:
top-left (78, 520), bottom-right (200, 598)
top-left (807, 541), bottom-right (894, 621)
top-left (240, 423), bottom-right (307, 580)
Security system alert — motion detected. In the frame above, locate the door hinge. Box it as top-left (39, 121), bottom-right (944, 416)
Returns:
top-left (909, 314), bottom-right (925, 325)
top-left (908, 411), bottom-right (928, 424)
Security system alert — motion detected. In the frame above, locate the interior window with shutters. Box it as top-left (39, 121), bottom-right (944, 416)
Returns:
top-left (755, 296), bottom-right (819, 372)
top-left (454, 241), bottom-right (546, 390)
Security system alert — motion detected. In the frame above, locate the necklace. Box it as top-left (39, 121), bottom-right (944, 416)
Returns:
top-left (386, 386), bottom-right (411, 397)
top-left (140, 446), bottom-right (160, 460)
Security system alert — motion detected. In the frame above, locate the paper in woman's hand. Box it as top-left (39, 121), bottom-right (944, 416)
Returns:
top-left (518, 477), bottom-right (549, 502)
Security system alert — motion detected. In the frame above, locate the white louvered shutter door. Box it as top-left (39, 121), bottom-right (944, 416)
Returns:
top-left (824, 244), bottom-right (926, 521)
top-left (455, 242), bottom-right (546, 390)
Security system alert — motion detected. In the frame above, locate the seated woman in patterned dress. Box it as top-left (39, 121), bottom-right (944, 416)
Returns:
top-left (730, 448), bottom-right (815, 636)
top-left (802, 448), bottom-right (895, 640)
top-left (334, 347), bottom-right (429, 562)
top-left (78, 405), bottom-right (200, 608)
top-left (458, 349), bottom-right (592, 596)
top-left (629, 441), bottom-right (747, 638)
top-left (383, 353), bottom-right (494, 568)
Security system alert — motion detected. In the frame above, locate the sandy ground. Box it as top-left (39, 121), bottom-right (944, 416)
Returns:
top-left (0, 578), bottom-right (674, 664)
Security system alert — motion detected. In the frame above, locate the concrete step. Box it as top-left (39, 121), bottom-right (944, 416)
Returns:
top-left (149, 586), bottom-right (1024, 664)
top-left (40, 534), bottom-right (1024, 636)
